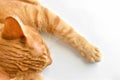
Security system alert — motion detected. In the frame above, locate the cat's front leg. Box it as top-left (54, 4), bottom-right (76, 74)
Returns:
top-left (41, 7), bottom-right (101, 62)
top-left (33, 74), bottom-right (44, 80)
top-left (24, 73), bottom-right (44, 80)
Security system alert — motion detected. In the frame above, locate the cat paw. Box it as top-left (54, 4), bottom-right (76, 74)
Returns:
top-left (80, 46), bottom-right (101, 62)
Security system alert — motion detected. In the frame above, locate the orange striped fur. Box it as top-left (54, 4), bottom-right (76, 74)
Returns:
top-left (0, 0), bottom-right (101, 80)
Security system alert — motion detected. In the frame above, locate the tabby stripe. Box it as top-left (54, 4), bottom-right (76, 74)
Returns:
top-left (34, 8), bottom-right (39, 29)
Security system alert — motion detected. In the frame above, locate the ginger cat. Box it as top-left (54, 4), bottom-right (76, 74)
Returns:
top-left (0, 0), bottom-right (101, 80)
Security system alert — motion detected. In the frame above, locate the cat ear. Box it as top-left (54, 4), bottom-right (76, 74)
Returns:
top-left (2, 16), bottom-right (25, 39)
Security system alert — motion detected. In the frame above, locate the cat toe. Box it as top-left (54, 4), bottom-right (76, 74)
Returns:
top-left (80, 46), bottom-right (101, 62)
top-left (88, 47), bottom-right (101, 62)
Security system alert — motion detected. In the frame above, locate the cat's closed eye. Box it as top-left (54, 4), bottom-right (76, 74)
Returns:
top-left (19, 37), bottom-right (26, 44)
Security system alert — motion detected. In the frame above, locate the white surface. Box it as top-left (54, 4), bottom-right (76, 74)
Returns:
top-left (39, 0), bottom-right (120, 80)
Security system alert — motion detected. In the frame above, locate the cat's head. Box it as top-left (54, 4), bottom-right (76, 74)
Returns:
top-left (0, 16), bottom-right (52, 78)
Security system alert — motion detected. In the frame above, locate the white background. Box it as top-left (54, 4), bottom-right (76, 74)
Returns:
top-left (39, 0), bottom-right (120, 80)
